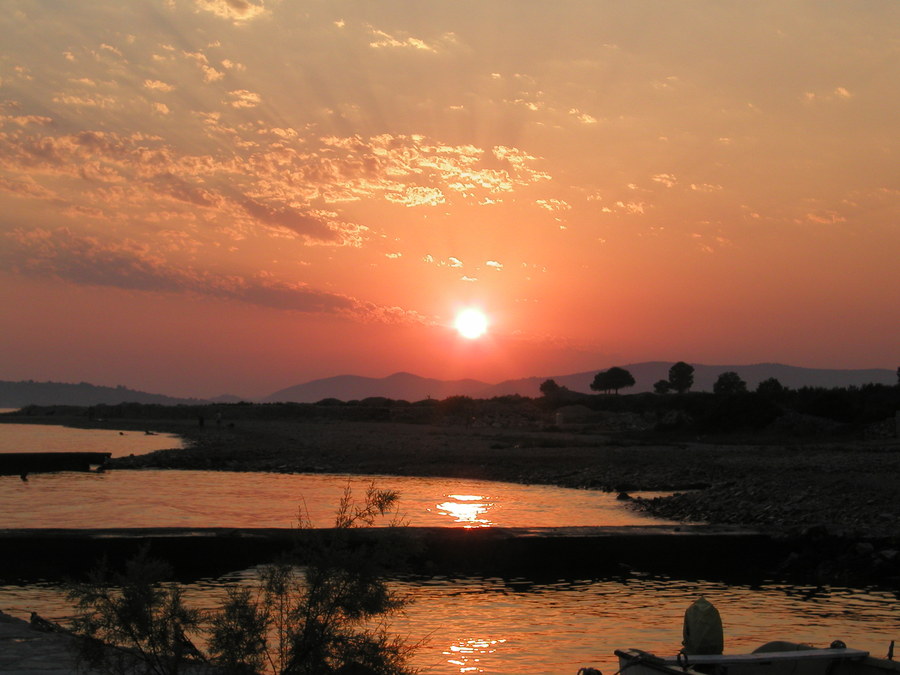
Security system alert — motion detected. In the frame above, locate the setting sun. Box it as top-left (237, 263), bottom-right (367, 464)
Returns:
top-left (455, 309), bottom-right (489, 340)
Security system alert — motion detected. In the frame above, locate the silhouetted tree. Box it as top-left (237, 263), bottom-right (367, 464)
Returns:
top-left (713, 371), bottom-right (747, 395)
top-left (539, 379), bottom-right (561, 396)
top-left (590, 367), bottom-right (635, 394)
top-left (668, 362), bottom-right (694, 394)
top-left (756, 377), bottom-right (786, 397)
top-left (653, 379), bottom-right (671, 394)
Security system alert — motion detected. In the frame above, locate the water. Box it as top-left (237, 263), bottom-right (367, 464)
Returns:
top-left (2, 572), bottom-right (898, 674)
top-left (0, 420), bottom-right (183, 457)
top-left (0, 469), bottom-right (677, 529)
top-left (1, 422), bottom-right (898, 674)
top-left (0, 419), bottom-right (670, 528)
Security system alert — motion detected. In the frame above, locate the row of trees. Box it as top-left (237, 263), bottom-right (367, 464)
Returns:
top-left (569, 362), bottom-right (788, 396)
top-left (587, 365), bottom-right (900, 397)
top-left (586, 362), bottom-right (697, 395)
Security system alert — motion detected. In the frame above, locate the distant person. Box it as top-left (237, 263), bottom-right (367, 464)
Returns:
top-left (198, 414), bottom-right (205, 427)
top-left (216, 411), bottom-right (222, 427)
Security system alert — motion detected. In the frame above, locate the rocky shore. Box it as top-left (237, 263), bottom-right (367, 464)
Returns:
top-left (6, 411), bottom-right (900, 585)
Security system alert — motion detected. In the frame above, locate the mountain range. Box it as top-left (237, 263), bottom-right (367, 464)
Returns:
top-left (0, 380), bottom-right (205, 408)
top-left (0, 363), bottom-right (895, 408)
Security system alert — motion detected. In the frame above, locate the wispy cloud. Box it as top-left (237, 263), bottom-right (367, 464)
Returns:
top-left (227, 89), bottom-right (261, 108)
top-left (183, 50), bottom-right (224, 82)
top-left (144, 79), bottom-right (175, 92)
top-left (0, 228), bottom-right (425, 324)
top-left (194, 0), bottom-right (267, 23)
top-left (367, 27), bottom-right (456, 53)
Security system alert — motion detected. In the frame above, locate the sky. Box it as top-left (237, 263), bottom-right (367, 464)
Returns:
top-left (0, 0), bottom-right (897, 398)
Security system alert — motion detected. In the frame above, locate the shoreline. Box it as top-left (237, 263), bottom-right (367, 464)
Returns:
top-left (5, 412), bottom-right (899, 534)
top-left (3, 411), bottom-right (900, 585)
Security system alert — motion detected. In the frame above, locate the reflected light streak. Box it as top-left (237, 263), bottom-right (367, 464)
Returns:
top-left (435, 494), bottom-right (494, 527)
top-left (445, 637), bottom-right (507, 673)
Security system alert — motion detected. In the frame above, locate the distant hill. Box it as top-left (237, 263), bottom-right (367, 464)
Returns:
top-left (0, 380), bottom-right (206, 408)
top-left (266, 363), bottom-right (897, 402)
top-left (265, 371), bottom-right (492, 403)
top-left (3, 363), bottom-right (894, 407)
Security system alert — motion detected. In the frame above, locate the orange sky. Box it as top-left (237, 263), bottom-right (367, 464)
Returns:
top-left (1, 0), bottom-right (897, 398)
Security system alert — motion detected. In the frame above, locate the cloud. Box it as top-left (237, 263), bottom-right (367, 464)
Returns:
top-left (690, 183), bottom-right (723, 192)
top-left (568, 108), bottom-right (598, 124)
top-left (0, 114), bottom-right (53, 127)
top-left (367, 27), bottom-right (449, 52)
top-left (805, 211), bottom-right (847, 225)
top-left (228, 89), bottom-right (261, 108)
top-left (834, 87), bottom-right (853, 99)
top-left (536, 199), bottom-right (571, 212)
top-left (485, 260), bottom-right (503, 270)
top-left (600, 201), bottom-right (646, 215)
top-left (144, 79), bottom-right (175, 92)
top-left (0, 228), bottom-right (424, 324)
top-left (802, 86), bottom-right (854, 103)
top-left (385, 185), bottom-right (445, 207)
top-left (239, 198), bottom-right (341, 243)
top-left (0, 175), bottom-right (58, 200)
top-left (52, 93), bottom-right (117, 109)
top-left (194, 0), bottom-right (267, 23)
top-left (99, 44), bottom-right (123, 58)
top-left (183, 50), bottom-right (224, 82)
top-left (651, 173), bottom-right (677, 188)
top-left (0, 113), bottom-right (549, 254)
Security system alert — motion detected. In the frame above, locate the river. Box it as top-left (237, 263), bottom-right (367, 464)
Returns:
top-left (0, 420), bottom-right (898, 674)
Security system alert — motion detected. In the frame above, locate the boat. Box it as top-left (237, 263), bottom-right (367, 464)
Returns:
top-left (614, 642), bottom-right (900, 675)
top-left (586, 598), bottom-right (900, 675)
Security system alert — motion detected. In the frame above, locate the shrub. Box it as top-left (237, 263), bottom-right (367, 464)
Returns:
top-left (68, 484), bottom-right (418, 675)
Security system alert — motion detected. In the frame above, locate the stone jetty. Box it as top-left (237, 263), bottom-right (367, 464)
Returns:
top-left (0, 525), bottom-right (790, 582)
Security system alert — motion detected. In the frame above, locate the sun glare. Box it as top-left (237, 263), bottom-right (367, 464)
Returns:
top-left (455, 308), bottom-right (488, 339)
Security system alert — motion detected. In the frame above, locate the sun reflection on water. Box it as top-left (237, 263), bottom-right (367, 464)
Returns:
top-left (435, 494), bottom-right (494, 527)
top-left (445, 637), bottom-right (508, 673)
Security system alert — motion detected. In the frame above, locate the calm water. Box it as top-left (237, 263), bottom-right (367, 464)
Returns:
top-left (0, 415), bottom-right (676, 529)
top-left (1, 422), bottom-right (898, 674)
top-left (1, 571), bottom-right (898, 674)
top-left (0, 420), bottom-right (183, 457)
top-left (0, 469), bottom-right (677, 529)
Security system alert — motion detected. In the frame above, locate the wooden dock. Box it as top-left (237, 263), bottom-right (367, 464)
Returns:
top-left (0, 452), bottom-right (111, 476)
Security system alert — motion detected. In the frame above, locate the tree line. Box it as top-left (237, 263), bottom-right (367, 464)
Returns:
top-left (544, 362), bottom-right (899, 397)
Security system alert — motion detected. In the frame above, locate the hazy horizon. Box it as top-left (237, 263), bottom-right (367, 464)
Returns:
top-left (1, 1), bottom-right (897, 398)
top-left (3, 360), bottom-right (896, 402)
